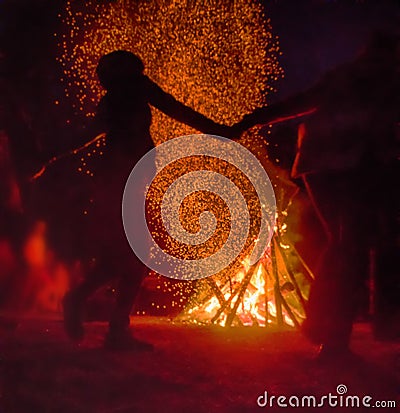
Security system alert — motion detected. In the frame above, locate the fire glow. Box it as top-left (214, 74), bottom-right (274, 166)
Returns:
top-left (182, 232), bottom-right (311, 328)
top-left (53, 0), bottom-right (310, 326)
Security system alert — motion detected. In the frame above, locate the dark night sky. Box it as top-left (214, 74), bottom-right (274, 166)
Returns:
top-left (266, 0), bottom-right (399, 99)
top-left (1, 0), bottom-right (399, 98)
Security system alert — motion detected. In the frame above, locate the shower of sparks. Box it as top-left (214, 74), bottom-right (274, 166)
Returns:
top-left (57, 0), bottom-right (283, 144)
top-left (56, 0), bottom-right (294, 323)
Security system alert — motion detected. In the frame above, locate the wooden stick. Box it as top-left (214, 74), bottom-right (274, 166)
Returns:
top-left (210, 244), bottom-right (255, 323)
top-left (277, 286), bottom-right (301, 328)
top-left (264, 262), bottom-right (270, 327)
top-left (225, 262), bottom-right (258, 327)
top-left (206, 278), bottom-right (227, 308)
top-left (287, 241), bottom-right (315, 282)
top-left (271, 239), bottom-right (284, 326)
top-left (273, 236), bottom-right (307, 309)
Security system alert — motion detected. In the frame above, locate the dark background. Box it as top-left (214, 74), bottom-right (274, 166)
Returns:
top-left (2, 0), bottom-right (399, 106)
top-left (267, 0), bottom-right (399, 100)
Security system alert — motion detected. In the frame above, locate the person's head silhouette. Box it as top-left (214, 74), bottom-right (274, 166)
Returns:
top-left (96, 50), bottom-right (144, 90)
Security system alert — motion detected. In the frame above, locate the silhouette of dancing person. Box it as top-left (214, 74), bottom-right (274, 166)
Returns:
top-left (235, 32), bottom-right (399, 358)
top-left (63, 50), bottom-right (234, 350)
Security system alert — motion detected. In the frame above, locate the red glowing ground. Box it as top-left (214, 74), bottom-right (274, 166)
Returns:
top-left (0, 317), bottom-right (399, 412)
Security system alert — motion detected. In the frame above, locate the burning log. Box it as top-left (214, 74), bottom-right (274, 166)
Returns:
top-left (225, 262), bottom-right (259, 327)
top-left (180, 227), bottom-right (313, 328)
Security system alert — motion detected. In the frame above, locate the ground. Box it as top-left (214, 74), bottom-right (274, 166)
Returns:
top-left (0, 317), bottom-right (399, 413)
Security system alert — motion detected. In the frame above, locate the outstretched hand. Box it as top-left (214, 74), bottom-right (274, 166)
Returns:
top-left (226, 124), bottom-right (247, 139)
top-left (233, 106), bottom-right (286, 135)
top-left (213, 120), bottom-right (250, 140)
top-left (227, 114), bottom-right (257, 139)
top-left (211, 106), bottom-right (279, 140)
top-left (211, 123), bottom-right (243, 140)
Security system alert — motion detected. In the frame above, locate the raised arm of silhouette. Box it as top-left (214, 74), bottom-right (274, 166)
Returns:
top-left (233, 87), bottom-right (318, 133)
top-left (145, 78), bottom-right (233, 138)
top-left (94, 50), bottom-right (234, 151)
top-left (44, 50), bottom-right (234, 169)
